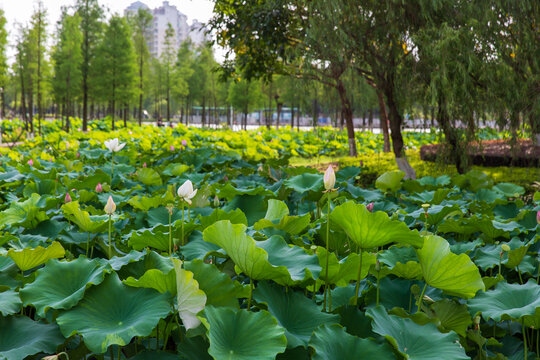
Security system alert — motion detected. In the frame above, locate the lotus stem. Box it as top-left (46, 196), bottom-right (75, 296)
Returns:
top-left (522, 319), bottom-right (527, 360)
top-left (181, 205), bottom-right (185, 248)
top-left (376, 271), bottom-right (380, 306)
top-left (110, 346), bottom-right (114, 360)
top-left (517, 266), bottom-right (523, 285)
top-left (108, 214), bottom-right (112, 259)
top-left (323, 197), bottom-right (331, 312)
top-left (111, 153), bottom-right (114, 181)
top-left (247, 278), bottom-right (254, 311)
top-left (416, 283), bottom-right (428, 313)
top-left (57, 352), bottom-right (69, 360)
top-left (353, 248), bottom-right (363, 306)
top-left (169, 210), bottom-right (172, 256)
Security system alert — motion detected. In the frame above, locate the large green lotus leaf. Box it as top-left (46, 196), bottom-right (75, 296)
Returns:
top-left (0, 290), bottom-right (22, 316)
top-left (56, 272), bottom-right (171, 354)
top-left (468, 280), bottom-right (540, 322)
top-left (492, 182), bottom-right (525, 198)
top-left (0, 193), bottom-right (48, 229)
top-left (19, 257), bottom-right (110, 317)
top-left (375, 170), bottom-right (404, 192)
top-left (316, 247), bottom-right (375, 287)
top-left (8, 241), bottom-right (65, 271)
top-left (0, 316), bottom-right (64, 360)
top-left (128, 226), bottom-right (169, 251)
top-left (61, 201), bottom-right (108, 233)
top-left (162, 163), bottom-right (191, 177)
top-left (199, 208), bottom-right (248, 229)
top-left (416, 235), bottom-right (484, 299)
top-left (502, 238), bottom-right (530, 269)
top-left (123, 268), bottom-right (176, 295)
top-left (217, 183), bottom-right (275, 201)
top-left (108, 250), bottom-right (147, 271)
top-left (257, 236), bottom-right (321, 286)
top-left (203, 220), bottom-right (290, 281)
top-left (253, 281), bottom-right (339, 348)
top-left (181, 231), bottom-right (224, 260)
top-left (204, 306), bottom-right (287, 360)
top-left (184, 259), bottom-right (240, 308)
top-left (430, 299), bottom-right (472, 337)
top-left (254, 200), bottom-right (310, 235)
top-left (331, 201), bottom-right (423, 249)
top-left (346, 184), bottom-right (384, 202)
top-left (366, 305), bottom-right (469, 360)
top-left (223, 194), bottom-right (267, 226)
top-left (173, 259), bottom-right (207, 330)
top-left (284, 173), bottom-right (323, 193)
top-left (128, 194), bottom-right (169, 211)
top-left (137, 167), bottom-right (162, 186)
top-left (309, 324), bottom-right (394, 360)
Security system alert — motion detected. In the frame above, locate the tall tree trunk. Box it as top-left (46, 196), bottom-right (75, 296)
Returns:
top-left (336, 79), bottom-right (357, 157)
top-left (383, 84), bottom-right (415, 179)
top-left (138, 54), bottom-right (143, 126)
top-left (437, 97), bottom-right (466, 174)
top-left (376, 90), bottom-right (391, 153)
top-left (124, 103), bottom-right (128, 127)
top-left (362, 110), bottom-right (366, 130)
top-left (276, 101), bottom-right (282, 129)
top-left (202, 96), bottom-right (206, 127)
top-left (291, 105), bottom-right (295, 130)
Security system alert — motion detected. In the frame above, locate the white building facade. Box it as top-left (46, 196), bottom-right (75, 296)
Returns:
top-left (125, 1), bottom-right (209, 58)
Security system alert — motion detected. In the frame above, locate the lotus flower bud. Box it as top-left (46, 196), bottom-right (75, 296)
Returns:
top-left (95, 183), bottom-right (103, 193)
top-left (76, 152), bottom-right (80, 158)
top-left (375, 259), bottom-right (380, 272)
top-left (64, 193), bottom-right (72, 203)
top-left (181, 139), bottom-right (187, 147)
top-left (143, 162), bottom-right (147, 168)
top-left (27, 159), bottom-right (34, 166)
top-left (170, 145), bottom-right (175, 151)
top-left (104, 196), bottom-right (116, 215)
top-left (323, 165), bottom-right (335, 191)
top-left (213, 195), bottom-right (220, 207)
top-left (366, 202), bottom-right (374, 212)
top-left (421, 204), bottom-right (430, 211)
top-left (537, 210), bottom-right (540, 225)
top-left (501, 244), bottom-right (510, 252)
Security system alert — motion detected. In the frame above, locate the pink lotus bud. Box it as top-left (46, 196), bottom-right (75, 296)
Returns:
top-left (537, 210), bottom-right (540, 225)
top-left (366, 202), bottom-right (374, 212)
top-left (143, 162), bottom-right (147, 168)
top-left (76, 152), bottom-right (80, 158)
top-left (323, 165), bottom-right (335, 190)
top-left (95, 183), bottom-right (103, 193)
top-left (170, 145), bottom-right (175, 151)
top-left (27, 159), bottom-right (34, 166)
top-left (65, 193), bottom-right (72, 203)
top-left (224, 175), bottom-right (228, 182)
top-left (181, 140), bottom-right (187, 147)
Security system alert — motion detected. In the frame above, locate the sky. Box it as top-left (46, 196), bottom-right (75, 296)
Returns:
top-left (0, 0), bottom-right (218, 62)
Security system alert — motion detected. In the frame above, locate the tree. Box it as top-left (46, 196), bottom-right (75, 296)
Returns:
top-left (161, 23), bottom-right (175, 123)
top-left (75, 0), bottom-right (103, 131)
top-left (0, 10), bottom-right (8, 118)
top-left (127, 8), bottom-right (153, 126)
top-left (175, 39), bottom-right (195, 124)
top-left (29, 1), bottom-right (47, 135)
top-left (93, 16), bottom-right (136, 130)
top-left (228, 78), bottom-right (264, 129)
top-left (52, 9), bottom-right (83, 132)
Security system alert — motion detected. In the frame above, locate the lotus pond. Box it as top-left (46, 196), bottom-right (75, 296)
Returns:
top-left (0, 125), bottom-right (539, 360)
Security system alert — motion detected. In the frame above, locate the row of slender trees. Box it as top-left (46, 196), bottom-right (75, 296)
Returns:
top-left (2, 1), bottom-right (384, 135)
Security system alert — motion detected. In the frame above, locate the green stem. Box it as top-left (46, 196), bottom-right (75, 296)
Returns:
top-left (169, 211), bottom-right (172, 256)
top-left (110, 346), bottom-right (114, 360)
top-left (181, 205), bottom-right (185, 247)
top-left (247, 278), bottom-right (254, 311)
top-left (517, 266), bottom-right (523, 285)
top-left (117, 346), bottom-right (121, 360)
top-left (323, 198), bottom-right (331, 311)
top-left (86, 233), bottom-right (89, 257)
top-left (376, 271), bottom-right (380, 306)
top-left (156, 322), bottom-right (159, 351)
top-left (523, 319), bottom-right (528, 360)
top-left (108, 214), bottom-right (112, 259)
top-left (111, 153), bottom-right (114, 181)
top-left (416, 283), bottom-right (428, 313)
top-left (353, 248), bottom-right (363, 306)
